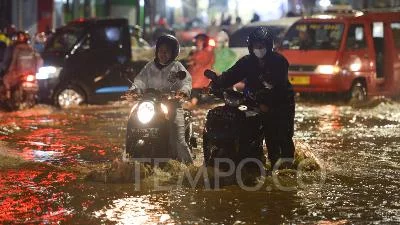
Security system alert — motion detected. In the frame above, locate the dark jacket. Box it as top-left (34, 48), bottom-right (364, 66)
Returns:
top-left (214, 52), bottom-right (294, 107)
top-left (0, 45), bottom-right (14, 74)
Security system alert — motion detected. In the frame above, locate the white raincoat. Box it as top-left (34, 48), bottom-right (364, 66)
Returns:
top-left (132, 60), bottom-right (193, 163)
top-left (132, 60), bottom-right (192, 96)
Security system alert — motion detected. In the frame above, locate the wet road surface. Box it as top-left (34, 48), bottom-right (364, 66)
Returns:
top-left (0, 99), bottom-right (399, 224)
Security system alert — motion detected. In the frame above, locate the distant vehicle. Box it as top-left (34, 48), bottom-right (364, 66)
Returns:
top-left (229, 17), bottom-right (301, 58)
top-left (175, 18), bottom-right (207, 47)
top-left (279, 10), bottom-right (400, 102)
top-left (0, 73), bottom-right (38, 111)
top-left (37, 18), bottom-right (142, 108)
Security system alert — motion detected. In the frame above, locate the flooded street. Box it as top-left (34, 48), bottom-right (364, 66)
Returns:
top-left (1, 99), bottom-right (400, 224)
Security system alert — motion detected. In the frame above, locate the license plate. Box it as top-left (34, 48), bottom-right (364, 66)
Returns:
top-left (132, 128), bottom-right (160, 138)
top-left (289, 76), bottom-right (310, 85)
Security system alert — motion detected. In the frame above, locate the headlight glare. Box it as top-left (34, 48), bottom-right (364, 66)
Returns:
top-left (36, 66), bottom-right (58, 80)
top-left (315, 65), bottom-right (341, 75)
top-left (137, 101), bottom-right (155, 124)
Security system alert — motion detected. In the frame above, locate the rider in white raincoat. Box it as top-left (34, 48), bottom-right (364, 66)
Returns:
top-left (131, 34), bottom-right (193, 163)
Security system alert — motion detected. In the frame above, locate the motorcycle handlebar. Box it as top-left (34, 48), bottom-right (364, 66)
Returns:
top-left (125, 88), bottom-right (187, 101)
top-left (204, 69), bottom-right (218, 81)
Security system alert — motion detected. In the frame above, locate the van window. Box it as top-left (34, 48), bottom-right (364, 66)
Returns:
top-left (372, 22), bottom-right (385, 78)
top-left (373, 22), bottom-right (384, 38)
top-left (391, 23), bottom-right (400, 49)
top-left (346, 24), bottom-right (366, 50)
top-left (282, 23), bottom-right (344, 50)
top-left (92, 26), bottom-right (123, 48)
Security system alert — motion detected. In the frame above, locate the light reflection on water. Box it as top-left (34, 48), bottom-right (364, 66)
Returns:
top-left (292, 100), bottom-right (400, 223)
top-left (1, 100), bottom-right (400, 223)
top-left (94, 196), bottom-right (173, 224)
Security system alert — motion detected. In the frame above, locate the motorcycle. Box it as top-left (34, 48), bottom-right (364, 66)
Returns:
top-left (122, 68), bottom-right (197, 163)
top-left (202, 70), bottom-right (265, 168)
top-left (0, 72), bottom-right (38, 111)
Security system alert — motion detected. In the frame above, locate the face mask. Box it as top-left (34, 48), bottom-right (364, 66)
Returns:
top-left (253, 48), bottom-right (267, 58)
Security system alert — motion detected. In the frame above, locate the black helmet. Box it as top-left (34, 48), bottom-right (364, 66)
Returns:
top-left (247, 27), bottom-right (274, 54)
top-left (155, 34), bottom-right (180, 62)
top-left (193, 33), bottom-right (210, 49)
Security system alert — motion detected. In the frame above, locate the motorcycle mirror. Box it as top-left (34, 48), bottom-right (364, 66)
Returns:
top-left (118, 64), bottom-right (135, 84)
top-left (176, 71), bottom-right (187, 80)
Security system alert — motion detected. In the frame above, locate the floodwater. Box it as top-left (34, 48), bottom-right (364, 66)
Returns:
top-left (0, 99), bottom-right (399, 224)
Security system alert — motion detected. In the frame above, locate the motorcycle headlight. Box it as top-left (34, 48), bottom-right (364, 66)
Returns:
top-left (137, 101), bottom-right (155, 124)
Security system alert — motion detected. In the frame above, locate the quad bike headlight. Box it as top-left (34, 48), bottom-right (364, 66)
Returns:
top-left (137, 101), bottom-right (155, 124)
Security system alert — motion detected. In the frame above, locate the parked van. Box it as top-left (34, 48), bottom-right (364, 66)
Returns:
top-left (279, 10), bottom-right (400, 101)
top-left (37, 18), bottom-right (133, 108)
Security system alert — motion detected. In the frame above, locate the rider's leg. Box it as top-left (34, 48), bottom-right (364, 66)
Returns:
top-left (265, 138), bottom-right (280, 169)
top-left (2, 73), bottom-right (11, 99)
top-left (169, 106), bottom-right (193, 163)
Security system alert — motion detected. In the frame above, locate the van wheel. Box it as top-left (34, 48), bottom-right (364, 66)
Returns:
top-left (348, 81), bottom-right (367, 103)
top-left (54, 85), bottom-right (86, 108)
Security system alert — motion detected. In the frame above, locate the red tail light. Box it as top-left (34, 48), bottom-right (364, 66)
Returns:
top-left (26, 74), bottom-right (36, 82)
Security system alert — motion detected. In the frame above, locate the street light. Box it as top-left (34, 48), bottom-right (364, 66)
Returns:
top-left (166, 0), bottom-right (182, 8)
top-left (319, 0), bottom-right (332, 8)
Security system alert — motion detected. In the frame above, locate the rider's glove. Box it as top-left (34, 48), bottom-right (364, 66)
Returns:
top-left (175, 90), bottom-right (188, 99)
top-left (128, 84), bottom-right (144, 94)
top-left (129, 84), bottom-right (137, 91)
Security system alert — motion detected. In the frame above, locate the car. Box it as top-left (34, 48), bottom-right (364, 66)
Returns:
top-left (175, 18), bottom-right (207, 47)
top-left (279, 10), bottom-right (400, 102)
top-left (37, 18), bottom-right (151, 108)
top-left (37, 18), bottom-right (195, 108)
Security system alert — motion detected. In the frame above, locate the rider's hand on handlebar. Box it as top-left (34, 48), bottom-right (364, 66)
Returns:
top-left (175, 91), bottom-right (188, 99)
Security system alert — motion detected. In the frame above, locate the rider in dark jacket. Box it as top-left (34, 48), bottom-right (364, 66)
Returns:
top-left (209, 27), bottom-right (295, 168)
